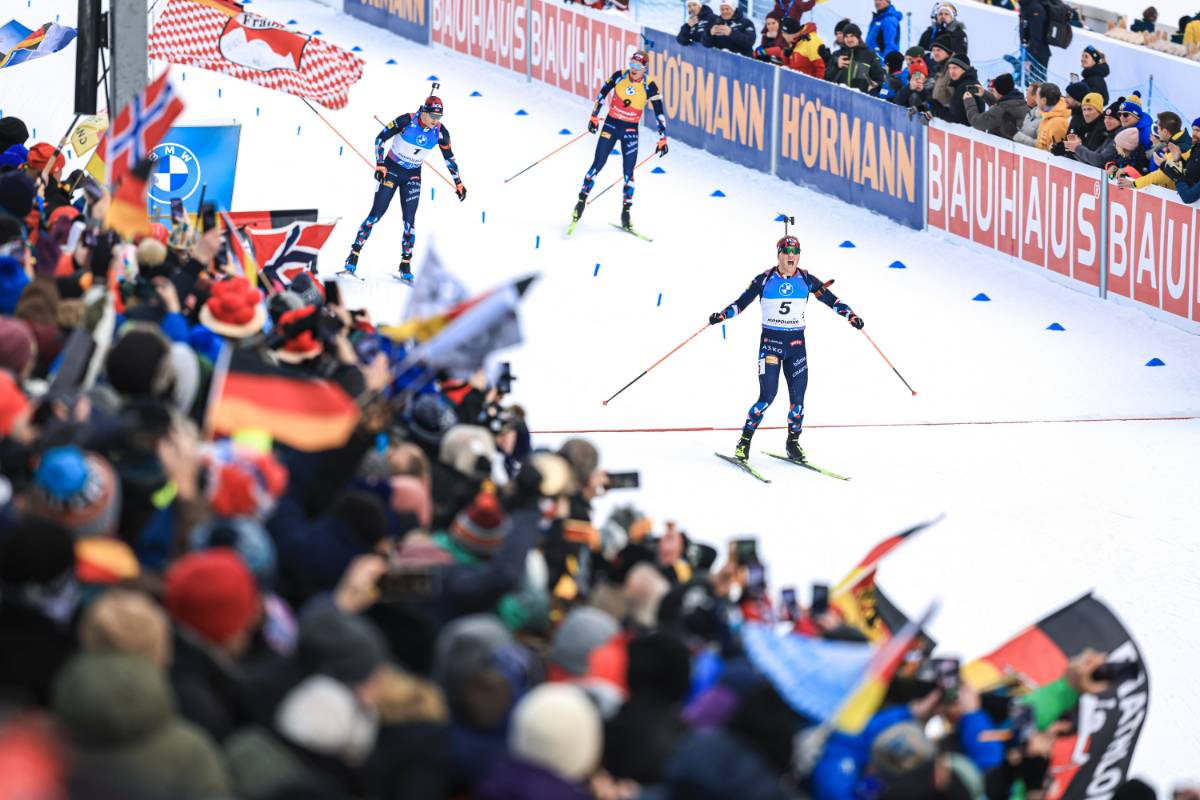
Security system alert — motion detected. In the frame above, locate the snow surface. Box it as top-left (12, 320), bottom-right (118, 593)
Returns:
top-left (5, 0), bottom-right (1200, 785)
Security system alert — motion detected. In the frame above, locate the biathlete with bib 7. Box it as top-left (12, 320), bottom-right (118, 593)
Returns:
top-left (569, 50), bottom-right (668, 234)
top-left (709, 234), bottom-right (864, 464)
top-left (342, 92), bottom-right (466, 284)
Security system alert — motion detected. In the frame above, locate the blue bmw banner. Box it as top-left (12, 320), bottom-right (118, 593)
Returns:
top-left (147, 124), bottom-right (241, 215)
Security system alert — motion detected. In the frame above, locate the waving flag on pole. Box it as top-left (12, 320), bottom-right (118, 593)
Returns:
top-left (148, 0), bottom-right (365, 109)
top-left (94, 70), bottom-right (185, 188)
top-left (832, 601), bottom-right (939, 735)
top-left (831, 516), bottom-right (941, 643)
top-left (243, 220), bottom-right (337, 287)
top-left (220, 212), bottom-right (259, 290)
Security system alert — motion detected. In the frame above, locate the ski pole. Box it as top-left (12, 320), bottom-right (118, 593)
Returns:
top-left (861, 330), bottom-right (917, 396)
top-left (504, 131), bottom-right (589, 183)
top-left (587, 151), bottom-right (658, 205)
top-left (602, 323), bottom-right (709, 406)
top-left (372, 114), bottom-right (457, 190)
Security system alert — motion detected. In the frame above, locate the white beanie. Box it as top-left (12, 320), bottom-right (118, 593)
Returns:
top-left (275, 675), bottom-right (379, 766)
top-left (509, 683), bottom-right (602, 782)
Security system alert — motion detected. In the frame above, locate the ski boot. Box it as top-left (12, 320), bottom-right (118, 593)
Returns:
top-left (396, 253), bottom-right (414, 285)
top-left (338, 249), bottom-right (360, 277)
top-left (572, 194), bottom-right (587, 222)
top-left (785, 430), bottom-right (807, 463)
top-left (620, 201), bottom-right (633, 231)
top-left (734, 431), bottom-right (754, 462)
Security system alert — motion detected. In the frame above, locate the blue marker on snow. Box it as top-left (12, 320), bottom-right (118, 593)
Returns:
top-left (594, 264), bottom-right (601, 276)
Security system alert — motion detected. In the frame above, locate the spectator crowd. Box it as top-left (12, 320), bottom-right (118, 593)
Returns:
top-left (0, 106), bottom-right (1188, 799)
top-left (674, 0), bottom-right (1199, 205)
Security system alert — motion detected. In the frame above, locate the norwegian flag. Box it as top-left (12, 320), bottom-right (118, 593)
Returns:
top-left (245, 220), bottom-right (337, 288)
top-left (148, 0), bottom-right (364, 110)
top-left (95, 70), bottom-right (184, 189)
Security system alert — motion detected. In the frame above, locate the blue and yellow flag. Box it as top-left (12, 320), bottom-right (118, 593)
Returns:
top-left (0, 20), bottom-right (76, 68)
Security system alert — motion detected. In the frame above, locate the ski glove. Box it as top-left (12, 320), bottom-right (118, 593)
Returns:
top-left (455, 182), bottom-right (467, 201)
top-left (709, 311), bottom-right (726, 325)
top-left (588, 116), bottom-right (601, 133)
top-left (373, 165), bottom-right (387, 182)
top-left (848, 314), bottom-right (864, 330)
top-left (656, 137), bottom-right (669, 157)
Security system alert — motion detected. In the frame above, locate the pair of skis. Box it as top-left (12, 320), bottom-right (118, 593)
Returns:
top-left (714, 452), bottom-right (850, 483)
top-left (567, 217), bottom-right (653, 242)
top-left (335, 270), bottom-right (414, 286)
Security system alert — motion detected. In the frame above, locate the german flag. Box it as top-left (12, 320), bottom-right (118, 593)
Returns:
top-left (104, 158), bottom-right (153, 239)
top-left (832, 601), bottom-right (938, 735)
top-left (207, 348), bottom-right (359, 452)
top-left (830, 516), bottom-right (940, 642)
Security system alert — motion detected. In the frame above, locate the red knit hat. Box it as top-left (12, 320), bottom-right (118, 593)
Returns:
top-left (26, 143), bottom-right (65, 178)
top-left (199, 277), bottom-right (266, 339)
top-left (274, 306), bottom-right (323, 364)
top-left (450, 491), bottom-right (510, 557)
top-left (909, 57), bottom-right (929, 77)
top-left (164, 549), bottom-right (260, 646)
top-left (204, 444), bottom-right (288, 519)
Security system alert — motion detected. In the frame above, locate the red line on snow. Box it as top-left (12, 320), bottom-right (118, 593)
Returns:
top-left (531, 416), bottom-right (1200, 435)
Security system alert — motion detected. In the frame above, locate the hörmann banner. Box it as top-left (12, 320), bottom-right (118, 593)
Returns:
top-left (641, 28), bottom-right (773, 174)
top-left (346, 0), bottom-right (430, 44)
top-left (776, 68), bottom-right (925, 230)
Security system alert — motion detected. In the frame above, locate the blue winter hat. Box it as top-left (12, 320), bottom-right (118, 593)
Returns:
top-left (1192, 117), bottom-right (1200, 131)
top-left (0, 144), bottom-right (28, 171)
top-left (1120, 91), bottom-right (1143, 115)
top-left (0, 172), bottom-right (35, 218)
top-left (0, 254), bottom-right (30, 315)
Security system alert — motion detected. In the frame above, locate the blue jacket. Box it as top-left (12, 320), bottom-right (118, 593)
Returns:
top-left (866, 3), bottom-right (903, 57)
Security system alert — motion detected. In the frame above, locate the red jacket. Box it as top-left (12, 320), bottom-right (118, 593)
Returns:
top-left (764, 23), bottom-right (826, 79)
top-left (766, 0), bottom-right (816, 24)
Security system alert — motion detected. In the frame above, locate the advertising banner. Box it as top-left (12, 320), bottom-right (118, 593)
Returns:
top-left (430, 0), bottom-right (637, 101)
top-left (146, 124), bottom-right (241, 215)
top-left (776, 68), bottom-right (925, 229)
top-left (346, 0), bottom-right (429, 44)
top-left (928, 121), bottom-right (1199, 327)
top-left (641, 28), bottom-right (773, 173)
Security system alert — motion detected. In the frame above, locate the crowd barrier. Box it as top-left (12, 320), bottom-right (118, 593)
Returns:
top-left (929, 121), bottom-right (1199, 331)
top-left (345, 1), bottom-right (1197, 332)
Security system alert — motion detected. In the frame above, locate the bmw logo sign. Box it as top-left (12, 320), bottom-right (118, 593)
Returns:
top-left (779, 282), bottom-right (795, 296)
top-left (148, 142), bottom-right (202, 205)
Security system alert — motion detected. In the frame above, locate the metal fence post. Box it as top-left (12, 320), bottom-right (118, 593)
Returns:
top-left (1098, 175), bottom-right (1108, 299)
top-left (769, 65), bottom-right (780, 176)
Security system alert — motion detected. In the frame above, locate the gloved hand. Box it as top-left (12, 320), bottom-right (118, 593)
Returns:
top-left (455, 181), bottom-right (467, 201)
top-left (709, 311), bottom-right (726, 325)
top-left (373, 165), bottom-right (387, 182)
top-left (848, 314), bottom-right (864, 330)
top-left (588, 115), bottom-right (600, 133)
top-left (656, 137), bottom-right (669, 157)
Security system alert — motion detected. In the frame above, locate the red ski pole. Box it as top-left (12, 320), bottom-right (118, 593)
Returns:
top-left (861, 330), bottom-right (917, 396)
top-left (587, 151), bottom-right (658, 206)
top-left (603, 323), bottom-right (709, 406)
top-left (504, 131), bottom-right (590, 183)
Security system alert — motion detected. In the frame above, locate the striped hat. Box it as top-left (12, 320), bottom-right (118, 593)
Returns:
top-left (29, 446), bottom-right (122, 540)
top-left (450, 491), bottom-right (510, 557)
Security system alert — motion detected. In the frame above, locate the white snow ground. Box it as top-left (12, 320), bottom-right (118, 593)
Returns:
top-left (5, 0), bottom-right (1200, 786)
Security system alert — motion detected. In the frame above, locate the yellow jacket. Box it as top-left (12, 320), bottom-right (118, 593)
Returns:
top-left (1036, 99), bottom-right (1070, 150)
top-left (1134, 148), bottom-right (1189, 190)
top-left (1184, 18), bottom-right (1200, 46)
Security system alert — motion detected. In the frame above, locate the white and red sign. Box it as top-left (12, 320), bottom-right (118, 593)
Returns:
top-left (928, 123), bottom-right (1199, 328)
top-left (148, 0), bottom-right (364, 109)
top-left (430, 0), bottom-right (638, 101)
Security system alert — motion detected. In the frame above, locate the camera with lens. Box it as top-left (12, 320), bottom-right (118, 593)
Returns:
top-left (496, 361), bottom-right (516, 395)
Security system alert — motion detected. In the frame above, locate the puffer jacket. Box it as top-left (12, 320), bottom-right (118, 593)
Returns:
top-left (1036, 99), bottom-right (1071, 150)
top-left (1081, 61), bottom-right (1110, 103)
top-left (964, 89), bottom-right (1028, 139)
top-left (764, 23), bottom-right (827, 79)
top-left (824, 43), bottom-right (885, 92)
